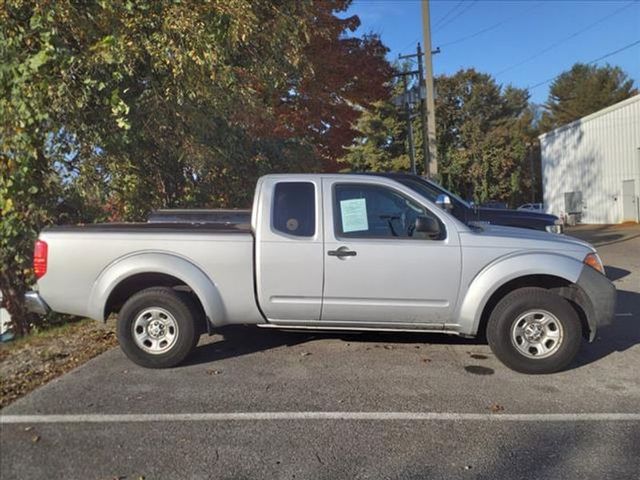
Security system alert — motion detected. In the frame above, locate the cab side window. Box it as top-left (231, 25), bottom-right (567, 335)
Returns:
top-left (334, 184), bottom-right (443, 239)
top-left (273, 182), bottom-right (316, 237)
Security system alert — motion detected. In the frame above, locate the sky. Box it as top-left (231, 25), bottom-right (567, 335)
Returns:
top-left (344, 0), bottom-right (640, 103)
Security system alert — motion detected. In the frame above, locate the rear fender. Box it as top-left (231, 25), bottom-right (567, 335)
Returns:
top-left (88, 252), bottom-right (225, 326)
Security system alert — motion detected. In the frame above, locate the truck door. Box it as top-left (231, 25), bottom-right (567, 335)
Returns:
top-left (321, 178), bottom-right (461, 326)
top-left (255, 178), bottom-right (324, 321)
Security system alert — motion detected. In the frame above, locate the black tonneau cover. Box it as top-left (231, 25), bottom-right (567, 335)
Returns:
top-left (44, 222), bottom-right (251, 234)
top-left (148, 209), bottom-right (251, 225)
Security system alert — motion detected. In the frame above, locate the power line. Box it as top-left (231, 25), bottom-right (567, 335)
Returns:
top-left (434, 0), bottom-right (478, 33)
top-left (401, 0), bottom-right (480, 53)
top-left (496, 0), bottom-right (638, 76)
top-left (433, 0), bottom-right (465, 30)
top-left (528, 39), bottom-right (640, 91)
top-left (438, 1), bottom-right (544, 48)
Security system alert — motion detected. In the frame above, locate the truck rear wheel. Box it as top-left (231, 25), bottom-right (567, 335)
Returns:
top-left (117, 287), bottom-right (200, 368)
top-left (486, 287), bottom-right (582, 374)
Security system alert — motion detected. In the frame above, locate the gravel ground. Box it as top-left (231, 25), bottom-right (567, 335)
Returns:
top-left (0, 319), bottom-right (116, 408)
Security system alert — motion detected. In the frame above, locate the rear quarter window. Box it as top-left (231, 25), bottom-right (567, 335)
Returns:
top-left (272, 182), bottom-right (316, 237)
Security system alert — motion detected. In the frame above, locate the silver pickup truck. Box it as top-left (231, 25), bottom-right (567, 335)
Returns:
top-left (26, 174), bottom-right (616, 373)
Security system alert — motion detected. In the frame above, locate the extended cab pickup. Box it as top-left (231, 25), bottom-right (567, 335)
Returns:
top-left (26, 174), bottom-right (616, 373)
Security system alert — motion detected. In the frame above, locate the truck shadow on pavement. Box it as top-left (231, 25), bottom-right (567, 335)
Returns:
top-left (572, 288), bottom-right (640, 370)
top-left (604, 265), bottom-right (631, 281)
top-left (183, 289), bottom-right (640, 373)
top-left (183, 327), bottom-right (480, 368)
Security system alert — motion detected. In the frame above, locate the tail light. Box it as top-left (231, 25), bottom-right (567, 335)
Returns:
top-left (33, 240), bottom-right (48, 279)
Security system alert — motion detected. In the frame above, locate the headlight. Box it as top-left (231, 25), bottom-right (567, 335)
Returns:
top-left (546, 223), bottom-right (563, 234)
top-left (584, 252), bottom-right (605, 275)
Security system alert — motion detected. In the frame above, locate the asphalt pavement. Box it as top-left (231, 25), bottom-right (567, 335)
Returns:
top-left (1, 226), bottom-right (639, 479)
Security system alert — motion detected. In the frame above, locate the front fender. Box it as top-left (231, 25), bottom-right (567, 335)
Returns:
top-left (456, 252), bottom-right (583, 336)
top-left (88, 251), bottom-right (225, 325)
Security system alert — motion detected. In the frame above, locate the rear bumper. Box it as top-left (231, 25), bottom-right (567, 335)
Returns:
top-left (575, 266), bottom-right (616, 341)
top-left (25, 291), bottom-right (50, 315)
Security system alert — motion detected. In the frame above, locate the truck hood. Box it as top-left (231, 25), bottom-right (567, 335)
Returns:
top-left (465, 223), bottom-right (595, 253)
top-left (476, 207), bottom-right (558, 223)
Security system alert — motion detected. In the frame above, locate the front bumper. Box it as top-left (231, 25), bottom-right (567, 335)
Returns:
top-left (25, 291), bottom-right (51, 315)
top-left (575, 265), bottom-right (616, 341)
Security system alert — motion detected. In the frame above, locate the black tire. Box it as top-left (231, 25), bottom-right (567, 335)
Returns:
top-left (486, 287), bottom-right (582, 374)
top-left (117, 287), bottom-right (200, 368)
top-left (176, 291), bottom-right (205, 349)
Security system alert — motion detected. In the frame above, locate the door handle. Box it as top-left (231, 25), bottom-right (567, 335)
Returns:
top-left (327, 247), bottom-right (357, 258)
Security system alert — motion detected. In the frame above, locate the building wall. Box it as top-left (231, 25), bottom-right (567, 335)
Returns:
top-left (540, 95), bottom-right (640, 224)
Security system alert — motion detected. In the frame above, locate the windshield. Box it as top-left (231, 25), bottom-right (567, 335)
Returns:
top-left (393, 176), bottom-right (471, 224)
top-left (431, 181), bottom-right (471, 208)
top-left (397, 177), bottom-right (470, 207)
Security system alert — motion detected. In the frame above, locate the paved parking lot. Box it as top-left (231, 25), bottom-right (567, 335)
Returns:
top-left (1, 226), bottom-right (639, 479)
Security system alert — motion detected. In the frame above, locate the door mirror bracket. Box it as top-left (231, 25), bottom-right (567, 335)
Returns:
top-left (414, 216), bottom-right (441, 237)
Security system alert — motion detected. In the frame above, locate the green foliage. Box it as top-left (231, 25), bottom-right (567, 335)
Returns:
top-left (540, 63), bottom-right (637, 131)
top-left (1, 4), bottom-right (60, 335)
top-left (435, 69), bottom-right (537, 205)
top-left (1, 0), bottom-right (390, 335)
top-left (340, 82), bottom-right (412, 172)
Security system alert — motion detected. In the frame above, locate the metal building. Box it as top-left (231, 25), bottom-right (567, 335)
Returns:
top-left (539, 94), bottom-right (640, 224)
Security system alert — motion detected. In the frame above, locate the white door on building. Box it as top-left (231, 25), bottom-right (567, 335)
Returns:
top-left (622, 180), bottom-right (637, 222)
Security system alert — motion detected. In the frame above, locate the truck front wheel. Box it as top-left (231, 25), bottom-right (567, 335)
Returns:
top-left (486, 287), bottom-right (582, 374)
top-left (117, 287), bottom-right (200, 368)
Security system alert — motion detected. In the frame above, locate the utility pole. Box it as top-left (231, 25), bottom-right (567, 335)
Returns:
top-left (402, 72), bottom-right (417, 174)
top-left (398, 45), bottom-right (439, 177)
top-left (421, 0), bottom-right (438, 178)
top-left (392, 62), bottom-right (420, 174)
top-left (416, 43), bottom-right (428, 177)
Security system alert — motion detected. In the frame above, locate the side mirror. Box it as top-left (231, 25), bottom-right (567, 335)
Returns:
top-left (415, 216), bottom-right (441, 236)
top-left (435, 194), bottom-right (453, 211)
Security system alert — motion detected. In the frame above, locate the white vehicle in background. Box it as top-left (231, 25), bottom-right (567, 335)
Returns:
top-left (518, 203), bottom-right (544, 213)
top-left (0, 290), bottom-right (14, 342)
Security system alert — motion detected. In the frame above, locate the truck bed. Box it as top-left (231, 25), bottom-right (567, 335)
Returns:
top-left (37, 224), bottom-right (261, 324)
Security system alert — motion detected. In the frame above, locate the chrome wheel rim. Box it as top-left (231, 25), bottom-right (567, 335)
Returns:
top-left (511, 309), bottom-right (564, 359)
top-left (132, 307), bottom-right (179, 355)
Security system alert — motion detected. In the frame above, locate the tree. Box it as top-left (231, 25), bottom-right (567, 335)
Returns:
top-left (341, 68), bottom-right (539, 206)
top-left (435, 69), bottom-right (536, 205)
top-left (340, 81), bottom-right (412, 172)
top-left (1, 0), bottom-right (391, 335)
top-left (540, 63), bottom-right (637, 131)
top-left (274, 1), bottom-right (393, 171)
